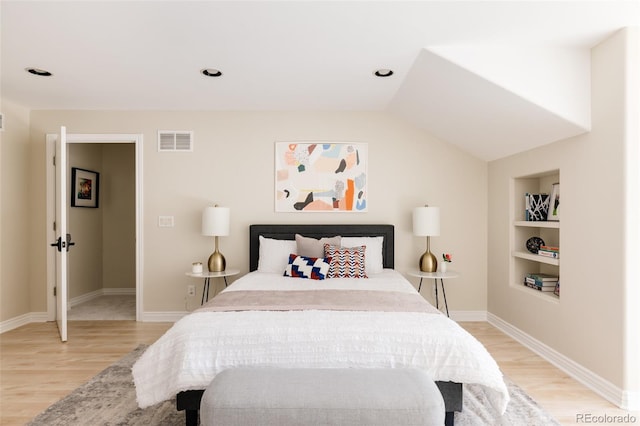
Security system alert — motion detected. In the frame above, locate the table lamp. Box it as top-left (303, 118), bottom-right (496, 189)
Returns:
top-left (202, 205), bottom-right (230, 272)
top-left (413, 205), bottom-right (440, 272)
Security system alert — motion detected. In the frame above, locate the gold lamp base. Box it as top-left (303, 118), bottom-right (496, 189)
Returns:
top-left (208, 250), bottom-right (226, 272)
top-left (419, 250), bottom-right (438, 272)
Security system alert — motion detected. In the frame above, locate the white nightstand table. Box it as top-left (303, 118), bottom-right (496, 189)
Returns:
top-left (407, 269), bottom-right (459, 317)
top-left (186, 269), bottom-right (240, 305)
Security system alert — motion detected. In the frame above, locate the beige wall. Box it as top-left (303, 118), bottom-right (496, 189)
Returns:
top-left (623, 27), bottom-right (640, 401)
top-left (24, 111), bottom-right (487, 313)
top-left (68, 144), bottom-right (104, 299)
top-left (0, 100), bottom-right (32, 320)
top-left (102, 143), bottom-right (136, 290)
top-left (488, 29), bottom-right (637, 394)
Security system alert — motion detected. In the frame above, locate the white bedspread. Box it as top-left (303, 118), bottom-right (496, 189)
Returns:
top-left (132, 270), bottom-right (509, 413)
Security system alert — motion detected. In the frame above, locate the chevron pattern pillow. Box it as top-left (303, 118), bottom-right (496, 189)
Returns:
top-left (284, 254), bottom-right (332, 280)
top-left (324, 244), bottom-right (368, 279)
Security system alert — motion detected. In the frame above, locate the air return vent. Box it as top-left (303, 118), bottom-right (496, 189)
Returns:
top-left (158, 131), bottom-right (193, 152)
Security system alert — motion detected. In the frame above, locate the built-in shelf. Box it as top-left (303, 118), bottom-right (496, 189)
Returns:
top-left (514, 221), bottom-right (560, 229)
top-left (512, 250), bottom-right (559, 266)
top-left (511, 170), bottom-right (560, 300)
top-left (513, 282), bottom-right (560, 302)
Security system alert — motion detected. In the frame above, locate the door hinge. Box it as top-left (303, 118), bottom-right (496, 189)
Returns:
top-left (53, 155), bottom-right (56, 166)
top-left (53, 286), bottom-right (57, 296)
top-left (53, 221), bottom-right (57, 231)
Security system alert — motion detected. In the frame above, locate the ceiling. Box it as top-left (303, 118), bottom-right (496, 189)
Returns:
top-left (2, 1), bottom-right (638, 160)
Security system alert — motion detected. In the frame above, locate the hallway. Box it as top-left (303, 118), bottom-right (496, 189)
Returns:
top-left (67, 295), bottom-right (135, 320)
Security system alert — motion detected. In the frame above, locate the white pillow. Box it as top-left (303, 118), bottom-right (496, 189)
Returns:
top-left (341, 236), bottom-right (384, 274)
top-left (258, 236), bottom-right (297, 273)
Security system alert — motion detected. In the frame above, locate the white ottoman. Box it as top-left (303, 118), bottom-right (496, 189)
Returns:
top-left (200, 368), bottom-right (445, 426)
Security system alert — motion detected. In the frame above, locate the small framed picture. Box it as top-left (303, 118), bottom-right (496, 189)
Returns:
top-left (71, 167), bottom-right (100, 208)
top-left (547, 183), bottom-right (559, 221)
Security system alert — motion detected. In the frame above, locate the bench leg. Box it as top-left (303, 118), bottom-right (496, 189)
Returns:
top-left (185, 409), bottom-right (198, 426)
top-left (445, 411), bottom-right (454, 426)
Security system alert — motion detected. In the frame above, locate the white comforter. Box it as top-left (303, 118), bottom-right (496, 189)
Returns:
top-left (132, 270), bottom-right (509, 413)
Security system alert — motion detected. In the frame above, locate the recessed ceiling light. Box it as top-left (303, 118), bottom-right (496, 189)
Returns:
top-left (201, 68), bottom-right (223, 77)
top-left (26, 68), bottom-right (53, 77)
top-left (373, 69), bottom-right (394, 78)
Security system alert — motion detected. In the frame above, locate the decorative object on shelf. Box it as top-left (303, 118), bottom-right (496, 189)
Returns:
top-left (525, 193), bottom-right (549, 221)
top-left (413, 205), bottom-right (440, 272)
top-left (71, 167), bottom-right (100, 208)
top-left (274, 142), bottom-right (368, 212)
top-left (525, 236), bottom-right (545, 254)
top-left (191, 262), bottom-right (203, 274)
top-left (440, 253), bottom-right (452, 273)
top-left (546, 183), bottom-right (560, 221)
top-left (202, 204), bottom-right (230, 272)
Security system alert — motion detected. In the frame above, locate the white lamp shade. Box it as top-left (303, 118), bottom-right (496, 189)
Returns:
top-left (413, 206), bottom-right (440, 236)
top-left (202, 206), bottom-right (230, 236)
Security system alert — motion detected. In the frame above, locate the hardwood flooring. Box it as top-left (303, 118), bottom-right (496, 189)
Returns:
top-left (0, 320), bottom-right (636, 425)
top-left (459, 322), bottom-right (638, 425)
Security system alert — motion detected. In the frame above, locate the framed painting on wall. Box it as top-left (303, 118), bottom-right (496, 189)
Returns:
top-left (275, 142), bottom-right (367, 212)
top-left (71, 167), bottom-right (100, 208)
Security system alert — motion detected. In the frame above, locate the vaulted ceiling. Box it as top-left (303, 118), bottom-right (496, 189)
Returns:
top-left (2, 1), bottom-right (638, 160)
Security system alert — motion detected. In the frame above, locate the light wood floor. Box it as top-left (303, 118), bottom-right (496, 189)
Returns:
top-left (0, 320), bottom-right (636, 425)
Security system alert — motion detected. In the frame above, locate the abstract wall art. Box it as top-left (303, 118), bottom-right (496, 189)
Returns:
top-left (275, 142), bottom-right (367, 212)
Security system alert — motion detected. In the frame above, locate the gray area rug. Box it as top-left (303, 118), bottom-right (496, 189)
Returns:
top-left (28, 344), bottom-right (559, 425)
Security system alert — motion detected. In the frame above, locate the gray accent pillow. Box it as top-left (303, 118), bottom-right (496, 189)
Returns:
top-left (295, 234), bottom-right (341, 258)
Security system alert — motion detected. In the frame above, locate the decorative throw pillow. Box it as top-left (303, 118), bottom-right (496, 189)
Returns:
top-left (295, 234), bottom-right (341, 258)
top-left (258, 236), bottom-right (297, 273)
top-left (341, 236), bottom-right (384, 274)
top-left (324, 244), bottom-right (368, 279)
top-left (283, 254), bottom-right (332, 280)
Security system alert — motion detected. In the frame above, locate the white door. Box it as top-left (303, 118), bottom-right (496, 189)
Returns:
top-left (53, 126), bottom-right (69, 342)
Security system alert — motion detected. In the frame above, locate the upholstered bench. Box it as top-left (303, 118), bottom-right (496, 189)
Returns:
top-left (200, 368), bottom-right (446, 426)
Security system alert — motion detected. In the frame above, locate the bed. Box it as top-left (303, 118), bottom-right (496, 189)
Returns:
top-left (132, 224), bottom-right (509, 426)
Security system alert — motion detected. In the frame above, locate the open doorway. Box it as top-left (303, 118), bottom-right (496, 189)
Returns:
top-left (66, 143), bottom-right (136, 320)
top-left (46, 133), bottom-right (144, 327)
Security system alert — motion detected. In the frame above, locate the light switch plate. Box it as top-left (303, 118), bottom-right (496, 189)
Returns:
top-left (158, 215), bottom-right (174, 228)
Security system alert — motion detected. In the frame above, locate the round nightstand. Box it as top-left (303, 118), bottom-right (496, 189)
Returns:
top-left (186, 269), bottom-right (240, 305)
top-left (406, 269), bottom-right (459, 317)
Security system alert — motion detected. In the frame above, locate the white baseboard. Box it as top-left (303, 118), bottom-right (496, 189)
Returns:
top-left (0, 312), bottom-right (48, 334)
top-left (69, 289), bottom-right (103, 307)
top-left (69, 288), bottom-right (136, 308)
top-left (450, 310), bottom-right (487, 322)
top-left (488, 312), bottom-right (636, 410)
top-left (103, 287), bottom-right (136, 295)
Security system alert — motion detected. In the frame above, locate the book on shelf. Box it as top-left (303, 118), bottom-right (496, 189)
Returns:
top-left (554, 282), bottom-right (560, 296)
top-left (538, 249), bottom-right (559, 259)
top-left (524, 277), bottom-right (557, 287)
top-left (525, 193), bottom-right (549, 221)
top-left (524, 280), bottom-right (556, 292)
top-left (540, 245), bottom-right (559, 252)
top-left (526, 272), bottom-right (559, 281)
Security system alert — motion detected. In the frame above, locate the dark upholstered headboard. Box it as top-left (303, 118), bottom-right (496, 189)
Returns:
top-left (249, 224), bottom-right (394, 271)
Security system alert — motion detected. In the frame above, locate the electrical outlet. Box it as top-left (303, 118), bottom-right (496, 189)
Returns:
top-left (187, 285), bottom-right (196, 297)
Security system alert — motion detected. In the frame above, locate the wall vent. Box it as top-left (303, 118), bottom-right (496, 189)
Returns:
top-left (158, 131), bottom-right (193, 152)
